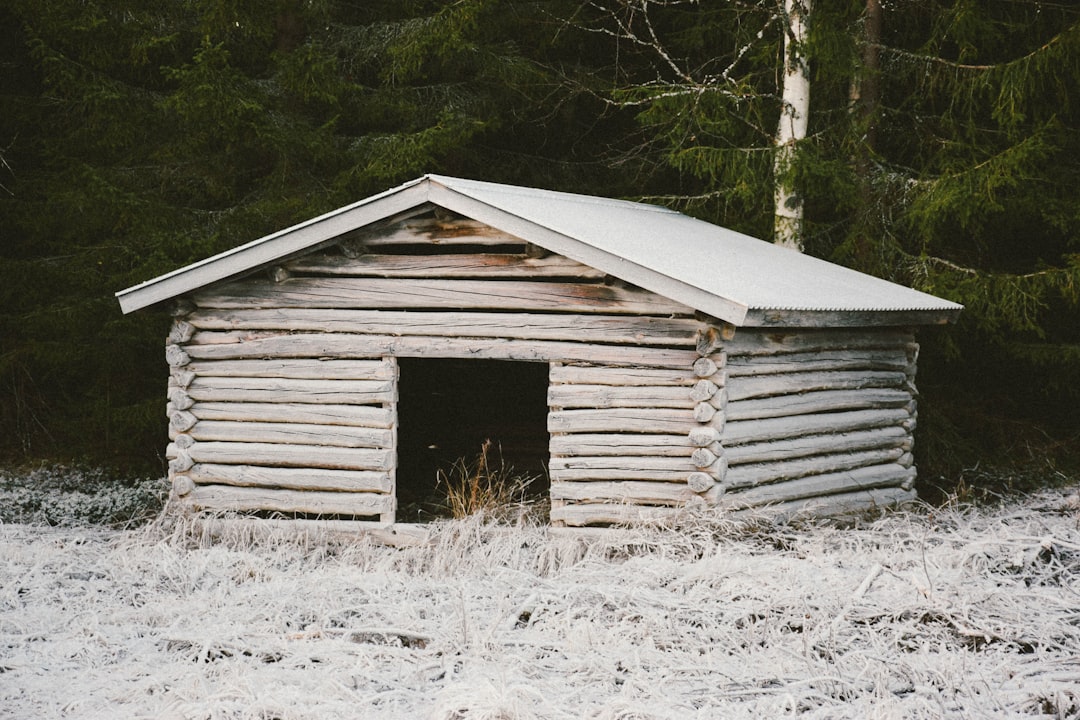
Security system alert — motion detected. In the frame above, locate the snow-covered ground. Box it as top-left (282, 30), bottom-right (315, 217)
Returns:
top-left (2, 492), bottom-right (1078, 719)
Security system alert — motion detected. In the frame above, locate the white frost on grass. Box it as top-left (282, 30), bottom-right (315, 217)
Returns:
top-left (1, 491), bottom-right (1079, 719)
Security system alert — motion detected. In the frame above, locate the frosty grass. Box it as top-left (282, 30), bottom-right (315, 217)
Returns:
top-left (1, 483), bottom-right (1078, 719)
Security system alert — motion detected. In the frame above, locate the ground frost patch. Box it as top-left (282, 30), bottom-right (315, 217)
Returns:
top-left (2, 491), bottom-right (1079, 718)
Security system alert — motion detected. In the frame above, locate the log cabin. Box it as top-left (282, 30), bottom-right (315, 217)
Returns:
top-left (116, 175), bottom-right (962, 530)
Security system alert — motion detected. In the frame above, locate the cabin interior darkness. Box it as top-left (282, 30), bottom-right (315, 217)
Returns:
top-left (395, 358), bottom-right (551, 521)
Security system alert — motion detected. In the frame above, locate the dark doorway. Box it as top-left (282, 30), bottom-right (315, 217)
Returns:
top-left (395, 358), bottom-right (550, 521)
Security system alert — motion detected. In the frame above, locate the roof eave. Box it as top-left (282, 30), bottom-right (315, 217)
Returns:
top-left (741, 306), bottom-right (964, 328)
top-left (115, 178), bottom-right (432, 314)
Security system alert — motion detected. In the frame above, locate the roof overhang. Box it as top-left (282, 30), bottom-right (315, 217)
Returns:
top-left (116, 174), bottom-right (963, 327)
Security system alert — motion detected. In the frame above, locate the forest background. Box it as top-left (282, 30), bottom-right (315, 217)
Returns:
top-left (1, 0), bottom-right (1078, 499)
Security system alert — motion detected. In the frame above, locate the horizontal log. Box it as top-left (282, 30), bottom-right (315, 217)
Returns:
top-left (549, 503), bottom-right (686, 527)
top-left (284, 252), bottom-right (606, 279)
top-left (549, 433), bottom-right (699, 457)
top-left (688, 426), bottom-right (721, 447)
top-left (186, 377), bottom-right (396, 405)
top-left (690, 379), bottom-right (721, 401)
top-left (169, 369), bottom-right (195, 388)
top-left (167, 388), bottom-right (194, 410)
top-left (184, 332), bottom-right (696, 368)
top-left (725, 348), bottom-right (912, 377)
top-left (190, 402), bottom-right (395, 428)
top-left (548, 408), bottom-right (698, 435)
top-left (726, 370), bottom-right (908, 402)
top-left (183, 358), bottom-right (396, 380)
top-left (729, 485), bottom-right (918, 521)
top-left (186, 420), bottom-right (394, 449)
top-left (725, 448), bottom-right (907, 489)
top-left (191, 517), bottom-right (432, 547)
top-left (547, 384), bottom-right (694, 410)
top-left (725, 426), bottom-right (911, 466)
top-left (181, 463), bottom-right (393, 493)
top-left (165, 344), bottom-right (190, 367)
top-left (354, 217), bottom-right (521, 247)
top-left (186, 309), bottom-right (701, 346)
top-left (550, 455), bottom-right (700, 473)
top-left (169, 410), bottom-right (198, 432)
top-left (722, 408), bottom-right (912, 446)
top-left (687, 472), bottom-right (717, 493)
top-left (549, 467), bottom-right (702, 483)
top-left (696, 324), bottom-right (735, 356)
top-left (548, 454), bottom-right (723, 482)
top-left (725, 389), bottom-right (913, 421)
top-left (172, 474), bottom-right (195, 496)
top-left (188, 484), bottom-right (395, 517)
top-left (722, 464), bottom-right (915, 508)
top-left (725, 329), bottom-right (915, 357)
top-left (177, 441), bottom-right (394, 471)
top-left (550, 480), bottom-right (702, 506)
top-left (692, 357), bottom-right (721, 377)
top-left (192, 277), bottom-right (694, 316)
top-left (549, 365), bottom-right (702, 387)
top-left (169, 320), bottom-right (195, 344)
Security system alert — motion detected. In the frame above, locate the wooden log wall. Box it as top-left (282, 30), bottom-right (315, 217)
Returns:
top-left (161, 210), bottom-right (921, 527)
top-left (715, 328), bottom-right (920, 513)
top-left (164, 211), bottom-right (703, 524)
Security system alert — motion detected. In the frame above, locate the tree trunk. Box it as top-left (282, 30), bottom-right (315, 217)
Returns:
top-left (773, 0), bottom-right (812, 251)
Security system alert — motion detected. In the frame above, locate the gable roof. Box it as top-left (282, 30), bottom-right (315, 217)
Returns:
top-left (116, 174), bottom-right (962, 326)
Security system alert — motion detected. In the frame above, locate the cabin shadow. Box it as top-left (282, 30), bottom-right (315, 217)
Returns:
top-left (396, 358), bottom-right (551, 522)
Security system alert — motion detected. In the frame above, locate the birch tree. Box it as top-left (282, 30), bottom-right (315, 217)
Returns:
top-left (570, 0), bottom-right (818, 247)
top-left (773, 0), bottom-right (811, 249)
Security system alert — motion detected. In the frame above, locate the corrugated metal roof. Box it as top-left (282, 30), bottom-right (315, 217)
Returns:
top-left (428, 175), bottom-right (962, 324)
top-left (117, 174), bottom-right (962, 326)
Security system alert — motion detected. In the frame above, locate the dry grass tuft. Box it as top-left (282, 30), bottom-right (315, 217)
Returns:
top-left (435, 440), bottom-right (545, 524)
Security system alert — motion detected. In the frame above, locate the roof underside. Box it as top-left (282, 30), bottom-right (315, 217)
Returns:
top-left (116, 174), bottom-right (962, 327)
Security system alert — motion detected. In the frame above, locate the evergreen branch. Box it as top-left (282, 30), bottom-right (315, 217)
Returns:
top-left (872, 19), bottom-right (1080, 73)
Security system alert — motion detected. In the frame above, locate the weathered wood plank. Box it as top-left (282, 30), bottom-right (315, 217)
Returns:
top-left (725, 348), bottom-right (912, 376)
top-left (182, 463), bottom-right (393, 493)
top-left (734, 486), bottom-right (917, 521)
top-left (183, 358), bottom-right (396, 380)
top-left (285, 252), bottom-right (606, 279)
top-left (743, 307), bottom-right (955, 328)
top-left (549, 433), bottom-right (697, 457)
top-left (173, 441), bottom-right (395, 471)
top-left (725, 370), bottom-right (908, 402)
top-left (185, 377), bottom-right (395, 405)
top-left (185, 420), bottom-right (394, 449)
top-left (725, 448), bottom-right (907, 489)
top-left (550, 365), bottom-right (701, 387)
top-left (192, 277), bottom-right (694, 315)
top-left (725, 426), bottom-right (911, 466)
top-left (723, 465), bottom-right (916, 508)
top-left (189, 402), bottom-right (395, 428)
top-left (550, 455), bottom-right (699, 473)
top-left (725, 329), bottom-right (915, 357)
top-left (722, 408), bottom-right (912, 445)
top-left (725, 389), bottom-right (912, 421)
top-left (189, 484), bottom-right (395, 517)
top-left (185, 309), bottom-right (700, 346)
top-left (550, 480), bottom-right (702, 506)
top-left (183, 332), bottom-right (697, 368)
top-left (549, 503), bottom-right (686, 527)
top-left (354, 217), bottom-right (522, 247)
top-left (548, 408), bottom-right (698, 434)
top-left (547, 384), bottom-right (695, 409)
top-left (191, 517), bottom-right (430, 547)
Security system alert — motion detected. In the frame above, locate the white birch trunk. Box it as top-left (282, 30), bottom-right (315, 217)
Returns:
top-left (774, 0), bottom-right (812, 251)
